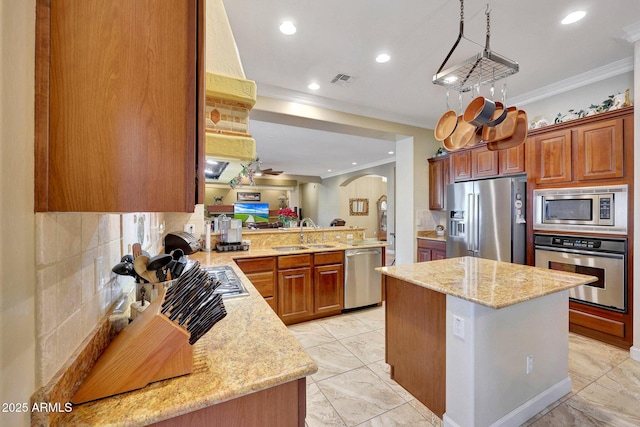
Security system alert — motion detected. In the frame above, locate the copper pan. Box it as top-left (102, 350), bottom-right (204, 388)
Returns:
top-left (434, 110), bottom-right (457, 141)
top-left (482, 106), bottom-right (518, 143)
top-left (464, 126), bottom-right (483, 148)
top-left (487, 110), bottom-right (528, 151)
top-left (443, 115), bottom-right (475, 151)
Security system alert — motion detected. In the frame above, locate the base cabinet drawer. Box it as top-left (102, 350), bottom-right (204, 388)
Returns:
top-left (235, 257), bottom-right (277, 313)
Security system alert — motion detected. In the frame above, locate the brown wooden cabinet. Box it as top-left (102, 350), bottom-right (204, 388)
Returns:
top-left (528, 114), bottom-right (626, 186)
top-left (417, 238), bottom-right (446, 262)
top-left (235, 257), bottom-right (277, 312)
top-left (529, 129), bottom-right (573, 185)
top-left (526, 107), bottom-right (634, 349)
top-left (575, 119), bottom-right (624, 181)
top-left (498, 143), bottom-right (526, 176)
top-left (276, 251), bottom-right (346, 325)
top-left (450, 150), bottom-right (472, 181)
top-left (313, 252), bottom-right (344, 316)
top-left (428, 156), bottom-right (450, 211)
top-left (449, 143), bottom-right (525, 182)
top-left (35, 0), bottom-right (204, 212)
top-left (277, 255), bottom-right (313, 325)
top-left (472, 146), bottom-right (499, 178)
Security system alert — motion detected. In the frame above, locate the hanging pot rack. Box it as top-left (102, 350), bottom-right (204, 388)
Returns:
top-left (432, 0), bottom-right (518, 93)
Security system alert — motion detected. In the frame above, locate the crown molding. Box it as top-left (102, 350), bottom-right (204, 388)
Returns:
top-left (509, 57), bottom-right (634, 107)
top-left (615, 21), bottom-right (640, 43)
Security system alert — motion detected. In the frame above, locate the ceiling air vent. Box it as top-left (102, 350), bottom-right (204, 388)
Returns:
top-left (331, 73), bottom-right (355, 87)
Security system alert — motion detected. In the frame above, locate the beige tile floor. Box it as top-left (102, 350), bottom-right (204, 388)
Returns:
top-left (288, 305), bottom-right (640, 427)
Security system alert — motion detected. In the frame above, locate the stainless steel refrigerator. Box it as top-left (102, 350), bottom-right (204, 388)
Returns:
top-left (446, 176), bottom-right (526, 263)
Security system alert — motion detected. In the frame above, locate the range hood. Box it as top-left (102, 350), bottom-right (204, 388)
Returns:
top-left (205, 72), bottom-right (257, 184)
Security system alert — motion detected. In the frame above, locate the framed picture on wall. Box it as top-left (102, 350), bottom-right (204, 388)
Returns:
top-left (237, 192), bottom-right (261, 202)
top-left (349, 198), bottom-right (369, 216)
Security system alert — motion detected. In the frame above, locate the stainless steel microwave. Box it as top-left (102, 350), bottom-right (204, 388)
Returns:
top-left (533, 185), bottom-right (628, 234)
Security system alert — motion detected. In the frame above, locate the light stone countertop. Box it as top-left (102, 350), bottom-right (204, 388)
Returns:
top-left (377, 256), bottom-right (597, 309)
top-left (57, 240), bottom-right (388, 426)
top-left (416, 230), bottom-right (446, 242)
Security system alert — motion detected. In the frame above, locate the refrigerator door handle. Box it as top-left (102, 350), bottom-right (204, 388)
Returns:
top-left (475, 193), bottom-right (481, 253)
top-left (467, 193), bottom-right (474, 252)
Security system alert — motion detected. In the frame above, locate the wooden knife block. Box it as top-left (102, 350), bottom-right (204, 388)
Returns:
top-left (72, 289), bottom-right (193, 404)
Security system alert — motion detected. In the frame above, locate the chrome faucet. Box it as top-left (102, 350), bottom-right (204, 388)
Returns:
top-left (299, 218), bottom-right (317, 244)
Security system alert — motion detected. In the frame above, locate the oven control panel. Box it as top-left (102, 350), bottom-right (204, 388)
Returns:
top-left (534, 234), bottom-right (626, 254)
top-left (551, 237), bottom-right (601, 249)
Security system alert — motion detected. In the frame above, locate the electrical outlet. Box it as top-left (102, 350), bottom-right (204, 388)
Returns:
top-left (526, 355), bottom-right (534, 374)
top-left (184, 224), bottom-right (195, 234)
top-left (453, 315), bottom-right (465, 339)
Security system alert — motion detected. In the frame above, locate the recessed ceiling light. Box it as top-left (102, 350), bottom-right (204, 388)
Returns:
top-left (352, 162), bottom-right (357, 165)
top-left (376, 53), bottom-right (391, 63)
top-left (562, 11), bottom-right (586, 25)
top-left (279, 21), bottom-right (297, 35)
top-left (308, 82), bottom-right (320, 90)
top-left (388, 151), bottom-right (394, 155)
top-left (327, 169), bottom-right (332, 172)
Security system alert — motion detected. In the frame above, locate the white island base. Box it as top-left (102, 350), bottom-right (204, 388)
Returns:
top-left (444, 290), bottom-right (571, 427)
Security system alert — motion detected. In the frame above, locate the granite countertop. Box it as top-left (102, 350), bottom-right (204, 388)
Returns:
top-left (377, 256), bottom-right (597, 309)
top-left (56, 240), bottom-right (388, 425)
top-left (57, 253), bottom-right (319, 426)
top-left (416, 230), bottom-right (446, 242)
top-left (206, 240), bottom-right (389, 258)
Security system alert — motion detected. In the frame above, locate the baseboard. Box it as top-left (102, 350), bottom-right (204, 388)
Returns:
top-left (631, 345), bottom-right (640, 361)
top-left (443, 377), bottom-right (572, 427)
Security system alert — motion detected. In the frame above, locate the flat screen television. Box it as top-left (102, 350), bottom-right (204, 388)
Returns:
top-left (234, 202), bottom-right (269, 223)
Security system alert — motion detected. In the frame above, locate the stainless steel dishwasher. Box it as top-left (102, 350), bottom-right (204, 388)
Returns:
top-left (344, 247), bottom-right (382, 309)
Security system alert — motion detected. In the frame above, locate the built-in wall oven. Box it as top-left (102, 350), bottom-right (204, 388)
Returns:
top-left (534, 234), bottom-right (627, 312)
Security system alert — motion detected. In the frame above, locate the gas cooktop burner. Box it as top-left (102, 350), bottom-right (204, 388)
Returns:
top-left (203, 266), bottom-right (249, 299)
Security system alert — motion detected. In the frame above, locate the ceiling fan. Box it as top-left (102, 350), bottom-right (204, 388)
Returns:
top-left (259, 168), bottom-right (284, 176)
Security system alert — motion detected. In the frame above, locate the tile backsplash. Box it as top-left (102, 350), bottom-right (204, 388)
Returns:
top-left (416, 209), bottom-right (446, 231)
top-left (34, 206), bottom-right (205, 385)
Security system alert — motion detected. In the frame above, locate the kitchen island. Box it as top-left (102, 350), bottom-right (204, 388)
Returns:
top-left (378, 256), bottom-right (597, 427)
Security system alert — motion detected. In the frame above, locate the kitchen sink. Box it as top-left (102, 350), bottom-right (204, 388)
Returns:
top-left (272, 245), bottom-right (308, 251)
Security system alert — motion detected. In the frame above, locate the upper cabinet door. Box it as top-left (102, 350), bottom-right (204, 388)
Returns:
top-left (471, 146), bottom-right (499, 178)
top-left (530, 129), bottom-right (572, 185)
top-left (575, 119), bottom-right (624, 181)
top-left (36, 0), bottom-right (204, 212)
top-left (450, 151), bottom-right (472, 181)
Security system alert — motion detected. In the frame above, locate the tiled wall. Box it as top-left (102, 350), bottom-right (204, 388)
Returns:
top-left (416, 209), bottom-right (446, 231)
top-left (34, 206), bottom-right (205, 385)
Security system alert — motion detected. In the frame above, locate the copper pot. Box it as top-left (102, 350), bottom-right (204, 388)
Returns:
top-left (464, 97), bottom-right (496, 127)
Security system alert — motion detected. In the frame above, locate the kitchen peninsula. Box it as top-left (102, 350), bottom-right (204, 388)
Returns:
top-left (378, 256), bottom-right (597, 427)
top-left (32, 227), bottom-right (387, 426)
